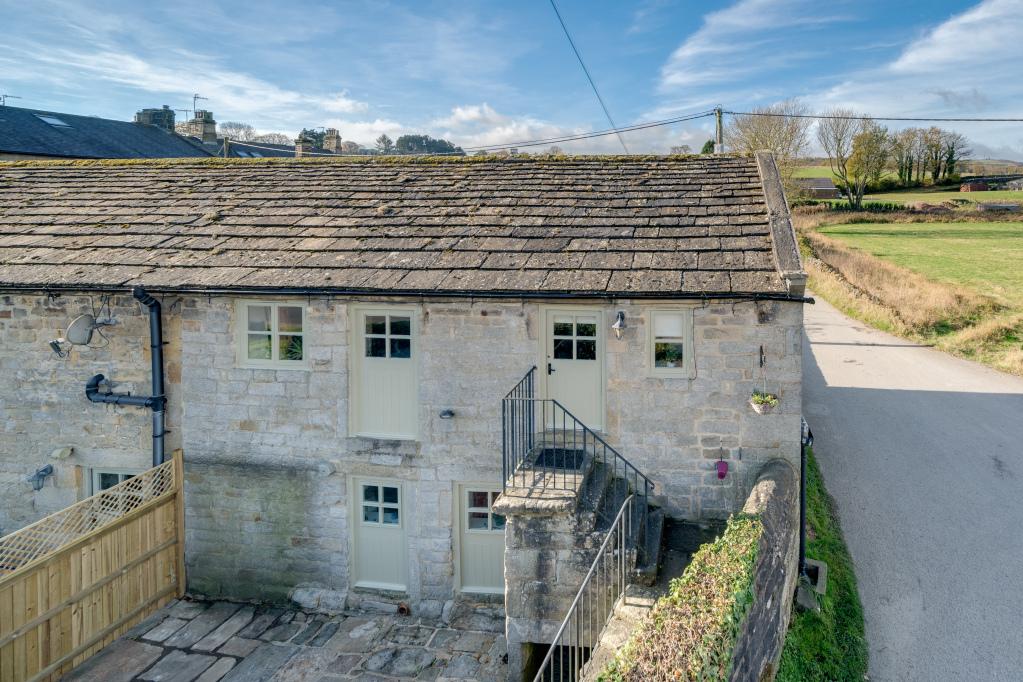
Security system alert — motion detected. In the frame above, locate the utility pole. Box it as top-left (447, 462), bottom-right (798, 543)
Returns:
top-left (714, 106), bottom-right (723, 154)
top-left (1, 94), bottom-right (22, 106)
top-left (223, 137), bottom-right (230, 158)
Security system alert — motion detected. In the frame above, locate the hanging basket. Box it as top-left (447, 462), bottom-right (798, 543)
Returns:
top-left (749, 391), bottom-right (779, 415)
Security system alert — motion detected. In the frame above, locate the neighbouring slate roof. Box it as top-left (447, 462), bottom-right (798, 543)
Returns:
top-left (0, 155), bottom-right (803, 297)
top-left (0, 106), bottom-right (213, 159)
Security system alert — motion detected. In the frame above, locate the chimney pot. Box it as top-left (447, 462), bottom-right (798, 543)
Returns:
top-left (134, 105), bottom-right (175, 132)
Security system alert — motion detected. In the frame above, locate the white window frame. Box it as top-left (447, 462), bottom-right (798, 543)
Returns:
top-left (89, 468), bottom-right (142, 496)
top-left (236, 300), bottom-right (309, 370)
top-left (464, 488), bottom-right (506, 534)
top-left (647, 308), bottom-right (696, 378)
top-left (358, 481), bottom-right (403, 529)
top-left (349, 304), bottom-right (420, 440)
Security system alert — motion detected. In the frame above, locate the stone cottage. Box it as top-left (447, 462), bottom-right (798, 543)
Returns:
top-left (0, 154), bottom-right (805, 662)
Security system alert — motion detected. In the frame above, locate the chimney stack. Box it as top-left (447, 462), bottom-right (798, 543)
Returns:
top-left (134, 105), bottom-right (175, 132)
top-left (323, 128), bottom-right (342, 154)
top-left (295, 135), bottom-right (314, 158)
top-left (183, 110), bottom-right (218, 145)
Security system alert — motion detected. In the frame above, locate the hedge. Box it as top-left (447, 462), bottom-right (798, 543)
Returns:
top-left (599, 514), bottom-right (763, 682)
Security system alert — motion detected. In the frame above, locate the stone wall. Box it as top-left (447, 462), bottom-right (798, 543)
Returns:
top-left (729, 459), bottom-right (800, 682)
top-left (0, 292), bottom-right (801, 614)
top-left (0, 293), bottom-right (181, 536)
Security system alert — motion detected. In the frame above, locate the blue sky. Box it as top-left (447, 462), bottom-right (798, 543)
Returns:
top-left (1, 0), bottom-right (1021, 157)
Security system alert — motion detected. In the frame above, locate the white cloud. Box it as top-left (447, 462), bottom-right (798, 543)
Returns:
top-left (806, 0), bottom-right (1023, 158)
top-left (3, 42), bottom-right (368, 131)
top-left (659, 0), bottom-right (849, 90)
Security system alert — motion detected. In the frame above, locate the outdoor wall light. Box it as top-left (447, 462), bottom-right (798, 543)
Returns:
top-left (439, 409), bottom-right (456, 419)
top-left (26, 464), bottom-right (54, 491)
top-left (611, 311), bottom-right (627, 339)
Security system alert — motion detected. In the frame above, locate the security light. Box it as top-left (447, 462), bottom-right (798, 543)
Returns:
top-left (611, 311), bottom-right (626, 339)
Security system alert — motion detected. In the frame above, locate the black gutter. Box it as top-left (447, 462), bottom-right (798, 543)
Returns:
top-left (0, 283), bottom-right (815, 304)
top-left (85, 286), bottom-right (167, 466)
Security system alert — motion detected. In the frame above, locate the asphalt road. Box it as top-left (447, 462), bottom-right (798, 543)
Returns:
top-left (802, 296), bottom-right (1023, 681)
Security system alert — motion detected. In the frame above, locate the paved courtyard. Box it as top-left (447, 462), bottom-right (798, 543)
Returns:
top-left (65, 598), bottom-right (507, 681)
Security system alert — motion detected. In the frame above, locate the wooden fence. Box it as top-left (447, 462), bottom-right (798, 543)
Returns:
top-left (0, 450), bottom-right (185, 681)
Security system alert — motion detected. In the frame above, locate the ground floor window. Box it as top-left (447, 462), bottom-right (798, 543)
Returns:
top-left (90, 469), bottom-right (139, 495)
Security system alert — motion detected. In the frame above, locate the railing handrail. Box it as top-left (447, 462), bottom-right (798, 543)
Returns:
top-left (504, 365), bottom-right (538, 401)
top-left (503, 394), bottom-right (653, 494)
top-left (532, 494), bottom-right (635, 682)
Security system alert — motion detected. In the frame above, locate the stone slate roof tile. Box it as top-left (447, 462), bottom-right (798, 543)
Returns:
top-left (0, 106), bottom-right (212, 159)
top-left (0, 155), bottom-right (803, 296)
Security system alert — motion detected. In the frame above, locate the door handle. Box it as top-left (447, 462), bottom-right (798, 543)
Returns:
top-left (547, 362), bottom-right (556, 375)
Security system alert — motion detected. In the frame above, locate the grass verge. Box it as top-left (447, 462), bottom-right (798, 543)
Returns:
top-left (797, 213), bottom-right (1023, 376)
top-left (777, 448), bottom-right (868, 682)
top-left (599, 515), bottom-right (762, 682)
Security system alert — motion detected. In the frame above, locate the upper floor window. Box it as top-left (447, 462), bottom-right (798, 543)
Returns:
top-left (237, 301), bottom-right (307, 368)
top-left (648, 309), bottom-right (696, 378)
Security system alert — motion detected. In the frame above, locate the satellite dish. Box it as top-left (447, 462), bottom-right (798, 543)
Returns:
top-left (65, 314), bottom-right (96, 346)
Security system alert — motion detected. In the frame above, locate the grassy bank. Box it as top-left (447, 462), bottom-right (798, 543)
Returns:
top-left (865, 189), bottom-right (1023, 204)
top-left (777, 449), bottom-right (868, 682)
top-left (799, 215), bottom-right (1023, 375)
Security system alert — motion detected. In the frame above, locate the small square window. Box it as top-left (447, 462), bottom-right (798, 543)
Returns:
top-left (468, 512), bottom-right (489, 530)
top-left (649, 310), bottom-right (694, 377)
top-left (365, 316), bottom-right (387, 335)
top-left (390, 317), bottom-right (411, 336)
top-left (366, 337), bottom-right (387, 357)
top-left (239, 302), bottom-right (306, 367)
top-left (382, 507), bottom-right (400, 524)
top-left (390, 338), bottom-right (411, 358)
top-left (576, 340), bottom-right (597, 360)
top-left (576, 321), bottom-right (597, 337)
top-left (492, 513), bottom-right (506, 530)
top-left (382, 486), bottom-right (399, 504)
top-left (469, 491), bottom-right (489, 508)
top-left (363, 485), bottom-right (379, 502)
top-left (553, 339), bottom-right (573, 359)
top-left (553, 320), bottom-right (573, 336)
top-left (363, 505), bottom-right (379, 523)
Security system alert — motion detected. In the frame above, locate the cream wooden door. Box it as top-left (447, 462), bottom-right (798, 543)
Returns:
top-left (353, 308), bottom-right (418, 439)
top-left (353, 479), bottom-right (407, 591)
top-left (458, 486), bottom-right (505, 594)
top-left (544, 310), bottom-right (604, 430)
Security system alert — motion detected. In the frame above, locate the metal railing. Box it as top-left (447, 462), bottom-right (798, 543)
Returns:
top-left (501, 367), bottom-right (652, 503)
top-left (533, 494), bottom-right (635, 682)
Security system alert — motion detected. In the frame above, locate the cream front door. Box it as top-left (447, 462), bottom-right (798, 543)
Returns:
top-left (544, 309), bottom-right (604, 430)
top-left (458, 486), bottom-right (505, 594)
top-left (353, 479), bottom-right (407, 591)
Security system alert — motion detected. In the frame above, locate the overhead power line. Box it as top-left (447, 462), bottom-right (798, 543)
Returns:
top-left (724, 110), bottom-right (1023, 123)
top-left (548, 0), bottom-right (629, 153)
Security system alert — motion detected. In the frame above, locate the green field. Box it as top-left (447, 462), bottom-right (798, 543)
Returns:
top-left (866, 189), bottom-right (1023, 204)
top-left (791, 165), bottom-right (836, 178)
top-left (818, 222), bottom-right (1023, 307)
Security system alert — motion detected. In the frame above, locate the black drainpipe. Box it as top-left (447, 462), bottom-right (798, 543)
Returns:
top-left (799, 417), bottom-right (814, 576)
top-left (85, 286), bottom-right (167, 466)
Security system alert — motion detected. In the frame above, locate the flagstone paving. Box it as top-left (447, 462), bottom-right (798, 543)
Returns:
top-left (63, 598), bottom-right (507, 681)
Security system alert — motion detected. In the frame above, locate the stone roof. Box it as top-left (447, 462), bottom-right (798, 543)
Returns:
top-left (0, 154), bottom-right (805, 298)
top-left (0, 106), bottom-right (212, 159)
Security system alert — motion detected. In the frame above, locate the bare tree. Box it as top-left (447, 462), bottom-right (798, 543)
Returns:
top-left (724, 99), bottom-right (813, 183)
top-left (847, 122), bottom-right (890, 206)
top-left (669, 144), bottom-right (692, 155)
top-left (252, 132), bottom-right (292, 145)
top-left (218, 121), bottom-right (256, 141)
top-left (547, 145), bottom-right (565, 155)
top-left (340, 140), bottom-right (362, 154)
top-left (818, 109), bottom-right (886, 209)
top-left (922, 127), bottom-right (946, 183)
top-left (889, 128), bottom-right (919, 185)
top-left (941, 130), bottom-right (971, 180)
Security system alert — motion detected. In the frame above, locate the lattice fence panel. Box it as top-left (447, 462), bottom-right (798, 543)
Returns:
top-left (0, 458), bottom-right (175, 576)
